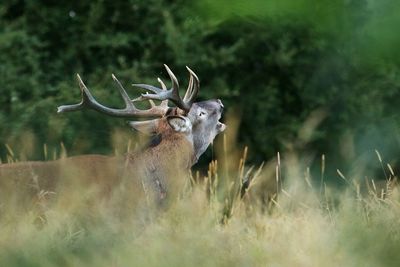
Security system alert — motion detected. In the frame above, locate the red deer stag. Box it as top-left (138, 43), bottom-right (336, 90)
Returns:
top-left (0, 65), bottom-right (225, 212)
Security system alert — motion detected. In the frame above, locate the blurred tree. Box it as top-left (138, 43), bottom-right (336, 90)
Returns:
top-left (0, 0), bottom-right (399, 180)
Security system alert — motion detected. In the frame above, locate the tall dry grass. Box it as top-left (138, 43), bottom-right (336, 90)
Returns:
top-left (0, 118), bottom-right (399, 267)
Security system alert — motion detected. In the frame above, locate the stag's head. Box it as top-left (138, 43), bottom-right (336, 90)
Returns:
top-left (57, 65), bottom-right (225, 163)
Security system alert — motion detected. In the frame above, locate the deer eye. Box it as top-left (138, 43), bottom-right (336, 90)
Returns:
top-left (199, 111), bottom-right (207, 117)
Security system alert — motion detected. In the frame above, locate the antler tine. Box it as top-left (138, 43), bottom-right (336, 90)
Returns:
top-left (183, 70), bottom-right (194, 102)
top-left (157, 77), bottom-right (169, 108)
top-left (163, 64), bottom-right (180, 99)
top-left (183, 66), bottom-right (200, 105)
top-left (111, 73), bottom-right (135, 108)
top-left (138, 77), bottom-right (170, 108)
top-left (146, 94), bottom-right (156, 107)
top-left (157, 77), bottom-right (168, 91)
top-left (133, 65), bottom-right (191, 112)
top-left (57, 74), bottom-right (167, 118)
top-left (57, 74), bottom-right (98, 113)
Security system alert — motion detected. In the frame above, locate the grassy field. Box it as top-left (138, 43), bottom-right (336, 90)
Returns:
top-left (0, 138), bottom-right (399, 267)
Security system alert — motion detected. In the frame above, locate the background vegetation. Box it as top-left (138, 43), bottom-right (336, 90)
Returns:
top-left (1, 1), bottom-right (400, 266)
top-left (1, 0), bottom-right (399, 179)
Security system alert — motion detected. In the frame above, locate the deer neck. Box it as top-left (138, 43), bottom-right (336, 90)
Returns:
top-left (159, 129), bottom-right (195, 167)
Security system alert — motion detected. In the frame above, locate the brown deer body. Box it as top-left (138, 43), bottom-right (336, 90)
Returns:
top-left (0, 65), bottom-right (225, 212)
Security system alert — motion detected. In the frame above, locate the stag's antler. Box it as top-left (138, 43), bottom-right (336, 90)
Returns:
top-left (57, 65), bottom-right (199, 119)
top-left (133, 64), bottom-right (199, 113)
top-left (57, 74), bottom-right (169, 118)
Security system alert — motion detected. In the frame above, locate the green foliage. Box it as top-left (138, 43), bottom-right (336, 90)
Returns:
top-left (194, 0), bottom-right (400, 174)
top-left (0, 0), bottom-right (399, 177)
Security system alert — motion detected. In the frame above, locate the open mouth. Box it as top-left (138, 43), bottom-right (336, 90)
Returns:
top-left (217, 122), bottom-right (226, 133)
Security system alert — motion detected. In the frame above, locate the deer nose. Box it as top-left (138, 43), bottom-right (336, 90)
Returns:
top-left (216, 99), bottom-right (224, 109)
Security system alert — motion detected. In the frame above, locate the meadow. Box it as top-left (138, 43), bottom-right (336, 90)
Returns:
top-left (0, 131), bottom-right (398, 267)
top-left (1, 1), bottom-right (400, 266)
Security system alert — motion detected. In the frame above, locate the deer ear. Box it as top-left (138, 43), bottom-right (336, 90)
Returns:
top-left (167, 116), bottom-right (192, 133)
top-left (128, 119), bottom-right (159, 135)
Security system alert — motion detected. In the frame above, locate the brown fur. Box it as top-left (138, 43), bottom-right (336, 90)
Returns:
top-left (0, 121), bottom-right (194, 214)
